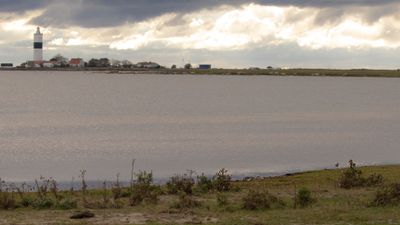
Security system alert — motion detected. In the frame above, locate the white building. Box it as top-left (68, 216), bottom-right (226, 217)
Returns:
top-left (43, 61), bottom-right (55, 68)
top-left (33, 27), bottom-right (43, 63)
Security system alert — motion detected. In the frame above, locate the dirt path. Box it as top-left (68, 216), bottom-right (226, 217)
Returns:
top-left (0, 210), bottom-right (219, 225)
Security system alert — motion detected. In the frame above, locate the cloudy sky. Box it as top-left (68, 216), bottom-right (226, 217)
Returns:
top-left (1, 0), bottom-right (400, 68)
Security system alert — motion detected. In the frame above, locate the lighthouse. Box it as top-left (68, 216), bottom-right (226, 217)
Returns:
top-left (33, 27), bottom-right (43, 63)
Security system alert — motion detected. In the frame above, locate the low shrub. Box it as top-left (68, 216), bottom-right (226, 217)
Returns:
top-left (339, 160), bottom-right (384, 189)
top-left (0, 193), bottom-right (16, 210)
top-left (130, 190), bottom-right (144, 206)
top-left (172, 193), bottom-right (201, 209)
top-left (130, 171), bottom-right (159, 206)
top-left (56, 198), bottom-right (78, 210)
top-left (296, 187), bottom-right (314, 208)
top-left (242, 189), bottom-right (284, 210)
top-left (338, 160), bottom-right (364, 189)
top-left (242, 189), bottom-right (270, 210)
top-left (216, 192), bottom-right (228, 207)
top-left (112, 185), bottom-right (122, 200)
top-left (166, 174), bottom-right (195, 195)
top-left (371, 183), bottom-right (400, 207)
top-left (0, 180), bottom-right (16, 210)
top-left (32, 197), bottom-right (56, 209)
top-left (20, 197), bottom-right (35, 208)
top-left (111, 199), bottom-right (125, 209)
top-left (196, 174), bottom-right (213, 193)
top-left (212, 168), bottom-right (231, 192)
top-left (364, 173), bottom-right (384, 187)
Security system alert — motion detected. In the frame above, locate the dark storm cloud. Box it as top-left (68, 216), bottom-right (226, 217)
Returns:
top-left (31, 0), bottom-right (246, 28)
top-left (0, 0), bottom-right (49, 13)
top-left (24, 0), bottom-right (399, 28)
top-left (259, 0), bottom-right (397, 7)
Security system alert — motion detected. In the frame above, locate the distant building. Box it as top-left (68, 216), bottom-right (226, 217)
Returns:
top-left (1, 63), bottom-right (13, 68)
top-left (198, 64), bottom-right (211, 70)
top-left (49, 59), bottom-right (62, 67)
top-left (69, 58), bottom-right (85, 68)
top-left (43, 61), bottom-right (55, 68)
top-left (22, 61), bottom-right (41, 68)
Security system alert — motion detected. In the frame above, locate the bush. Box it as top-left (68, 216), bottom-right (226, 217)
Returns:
top-left (166, 174), bottom-right (195, 195)
top-left (172, 193), bottom-right (201, 209)
top-left (20, 197), bottom-right (35, 208)
top-left (365, 173), bottom-right (384, 187)
top-left (371, 183), bottom-right (400, 207)
top-left (112, 173), bottom-right (122, 200)
top-left (0, 180), bottom-right (16, 210)
top-left (339, 160), bottom-right (384, 189)
top-left (111, 199), bottom-right (125, 209)
top-left (130, 191), bottom-right (143, 206)
top-left (32, 197), bottom-right (56, 209)
top-left (212, 169), bottom-right (231, 192)
top-left (56, 198), bottom-right (78, 210)
top-left (196, 174), bottom-right (213, 193)
top-left (130, 171), bottom-right (159, 206)
top-left (242, 189), bottom-right (284, 210)
top-left (339, 160), bottom-right (364, 189)
top-left (296, 187), bottom-right (314, 208)
top-left (0, 193), bottom-right (16, 210)
top-left (216, 193), bottom-right (228, 207)
top-left (242, 189), bottom-right (270, 210)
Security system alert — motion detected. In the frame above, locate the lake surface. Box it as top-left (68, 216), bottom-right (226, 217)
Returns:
top-left (0, 71), bottom-right (400, 182)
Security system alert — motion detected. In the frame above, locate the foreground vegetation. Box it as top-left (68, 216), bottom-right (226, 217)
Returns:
top-left (1, 162), bottom-right (400, 225)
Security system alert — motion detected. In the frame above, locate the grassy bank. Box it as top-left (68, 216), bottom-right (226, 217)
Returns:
top-left (164, 68), bottom-right (400, 78)
top-left (3, 68), bottom-right (400, 78)
top-left (1, 164), bottom-right (400, 224)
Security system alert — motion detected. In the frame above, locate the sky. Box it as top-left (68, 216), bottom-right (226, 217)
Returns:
top-left (1, 0), bottom-right (400, 69)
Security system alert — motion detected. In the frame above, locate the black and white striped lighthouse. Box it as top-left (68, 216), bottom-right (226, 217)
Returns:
top-left (33, 27), bottom-right (43, 63)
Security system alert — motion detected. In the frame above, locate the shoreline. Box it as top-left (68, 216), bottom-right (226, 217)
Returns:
top-left (2, 67), bottom-right (400, 78)
top-left (3, 162), bottom-right (398, 190)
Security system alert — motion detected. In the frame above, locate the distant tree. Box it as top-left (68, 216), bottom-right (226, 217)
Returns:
top-left (171, 65), bottom-right (177, 69)
top-left (121, 60), bottom-right (132, 68)
top-left (87, 58), bottom-right (100, 67)
top-left (184, 63), bottom-right (192, 69)
top-left (110, 59), bottom-right (121, 68)
top-left (50, 54), bottom-right (69, 67)
top-left (99, 58), bottom-right (110, 67)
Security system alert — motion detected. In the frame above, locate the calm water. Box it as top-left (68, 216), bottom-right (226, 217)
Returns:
top-left (0, 71), bottom-right (400, 182)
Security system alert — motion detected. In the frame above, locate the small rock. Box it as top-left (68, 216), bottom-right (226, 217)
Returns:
top-left (70, 210), bottom-right (95, 219)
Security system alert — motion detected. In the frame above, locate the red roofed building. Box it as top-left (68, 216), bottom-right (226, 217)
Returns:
top-left (69, 58), bottom-right (85, 68)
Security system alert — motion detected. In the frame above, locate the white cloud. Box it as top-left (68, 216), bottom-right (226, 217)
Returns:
top-left (66, 37), bottom-right (88, 46)
top-left (109, 31), bottom-right (154, 50)
top-left (3, 3), bottom-right (400, 52)
top-left (49, 38), bottom-right (64, 46)
top-left (103, 4), bottom-right (400, 51)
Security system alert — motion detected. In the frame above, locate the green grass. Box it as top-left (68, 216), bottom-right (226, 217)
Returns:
top-left (1, 165), bottom-right (400, 224)
top-left (162, 68), bottom-right (400, 78)
top-left (7, 67), bottom-right (400, 78)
